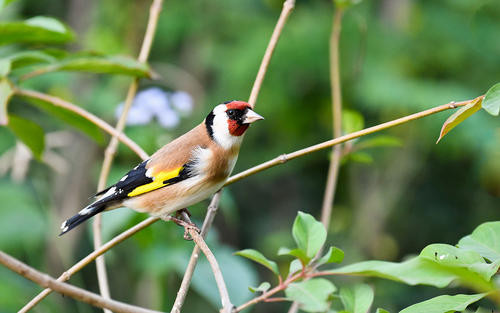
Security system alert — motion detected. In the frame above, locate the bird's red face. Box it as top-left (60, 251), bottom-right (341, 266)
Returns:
top-left (225, 101), bottom-right (264, 136)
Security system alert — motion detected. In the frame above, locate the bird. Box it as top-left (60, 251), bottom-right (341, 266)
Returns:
top-left (60, 100), bottom-right (263, 235)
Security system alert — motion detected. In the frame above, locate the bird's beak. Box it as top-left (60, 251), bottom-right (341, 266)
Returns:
top-left (243, 109), bottom-right (264, 124)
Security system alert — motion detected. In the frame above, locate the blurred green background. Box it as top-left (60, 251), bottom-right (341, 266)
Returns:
top-left (1, 0), bottom-right (499, 312)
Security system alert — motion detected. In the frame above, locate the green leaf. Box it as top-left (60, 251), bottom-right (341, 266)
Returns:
top-left (458, 221), bottom-right (500, 262)
top-left (482, 83), bottom-right (500, 116)
top-left (289, 259), bottom-right (303, 276)
top-left (234, 249), bottom-right (280, 276)
top-left (285, 278), bottom-right (336, 312)
top-left (399, 293), bottom-right (486, 313)
top-left (420, 244), bottom-right (499, 281)
top-left (20, 95), bottom-right (104, 144)
top-left (278, 247), bottom-right (310, 264)
top-left (6, 50), bottom-right (58, 69)
top-left (436, 97), bottom-right (482, 143)
top-left (0, 17), bottom-right (74, 45)
top-left (375, 309), bottom-right (390, 313)
top-left (318, 246), bottom-right (345, 266)
top-left (342, 109), bottom-right (364, 134)
top-left (292, 211), bottom-right (327, 258)
top-left (0, 78), bottom-right (14, 125)
top-left (329, 257), bottom-right (457, 288)
top-left (340, 284), bottom-right (374, 313)
top-left (248, 282), bottom-right (270, 293)
top-left (23, 55), bottom-right (152, 79)
top-left (0, 59), bottom-right (11, 76)
top-left (7, 114), bottom-right (44, 159)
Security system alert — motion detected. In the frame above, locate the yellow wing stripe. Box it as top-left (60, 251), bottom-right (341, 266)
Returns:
top-left (127, 167), bottom-right (183, 197)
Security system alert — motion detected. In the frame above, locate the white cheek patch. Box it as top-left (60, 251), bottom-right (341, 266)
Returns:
top-left (211, 104), bottom-right (244, 150)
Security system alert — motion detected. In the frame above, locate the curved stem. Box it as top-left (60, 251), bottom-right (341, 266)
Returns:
top-left (13, 88), bottom-right (148, 160)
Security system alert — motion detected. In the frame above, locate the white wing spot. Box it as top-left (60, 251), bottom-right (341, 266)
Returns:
top-left (120, 175), bottom-right (128, 182)
top-left (79, 206), bottom-right (93, 215)
top-left (101, 187), bottom-right (117, 198)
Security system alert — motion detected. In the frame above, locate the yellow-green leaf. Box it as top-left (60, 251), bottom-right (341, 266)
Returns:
top-left (436, 97), bottom-right (482, 144)
top-left (235, 249), bottom-right (279, 276)
top-left (482, 83), bottom-right (500, 116)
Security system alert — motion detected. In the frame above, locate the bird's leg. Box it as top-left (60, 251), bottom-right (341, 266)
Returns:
top-left (162, 208), bottom-right (200, 240)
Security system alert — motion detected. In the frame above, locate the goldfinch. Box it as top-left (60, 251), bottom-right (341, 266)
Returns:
top-left (60, 101), bottom-right (263, 235)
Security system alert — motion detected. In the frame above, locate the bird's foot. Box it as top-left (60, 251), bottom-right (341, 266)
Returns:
top-left (162, 208), bottom-right (200, 240)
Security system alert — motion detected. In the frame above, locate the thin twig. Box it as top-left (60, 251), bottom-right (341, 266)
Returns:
top-left (189, 228), bottom-right (233, 312)
top-left (225, 98), bottom-right (476, 186)
top-left (164, 213), bottom-right (233, 312)
top-left (248, 0), bottom-right (296, 108)
top-left (320, 8), bottom-right (344, 229)
top-left (171, 0), bottom-right (296, 311)
top-left (92, 0), bottom-right (163, 308)
top-left (19, 217), bottom-right (159, 313)
top-left (171, 192), bottom-right (222, 313)
top-left (13, 88), bottom-right (148, 160)
top-left (0, 251), bottom-right (162, 313)
top-left (235, 273), bottom-right (302, 312)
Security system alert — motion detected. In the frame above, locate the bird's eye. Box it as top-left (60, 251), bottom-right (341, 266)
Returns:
top-left (227, 109), bottom-right (235, 117)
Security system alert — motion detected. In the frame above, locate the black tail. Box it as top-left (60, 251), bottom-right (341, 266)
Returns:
top-left (59, 203), bottom-right (106, 236)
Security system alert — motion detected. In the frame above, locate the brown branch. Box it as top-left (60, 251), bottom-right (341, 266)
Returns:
top-left (0, 251), bottom-right (162, 313)
top-left (235, 272), bottom-right (302, 312)
top-left (189, 227), bottom-right (233, 312)
top-left (171, 192), bottom-right (222, 313)
top-left (92, 0), bottom-right (162, 308)
top-left (225, 98), bottom-right (476, 186)
top-left (19, 217), bottom-right (159, 313)
top-left (13, 88), bottom-right (149, 161)
top-left (164, 213), bottom-right (233, 312)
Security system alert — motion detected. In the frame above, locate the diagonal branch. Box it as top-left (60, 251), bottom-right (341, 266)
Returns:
top-left (225, 98), bottom-right (475, 186)
top-left (92, 0), bottom-right (162, 308)
top-left (13, 88), bottom-right (148, 161)
top-left (0, 251), bottom-right (162, 313)
top-left (19, 217), bottom-right (159, 313)
top-left (171, 192), bottom-right (222, 313)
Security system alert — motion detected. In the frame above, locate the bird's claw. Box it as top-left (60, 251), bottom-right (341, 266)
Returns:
top-left (163, 208), bottom-right (200, 241)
